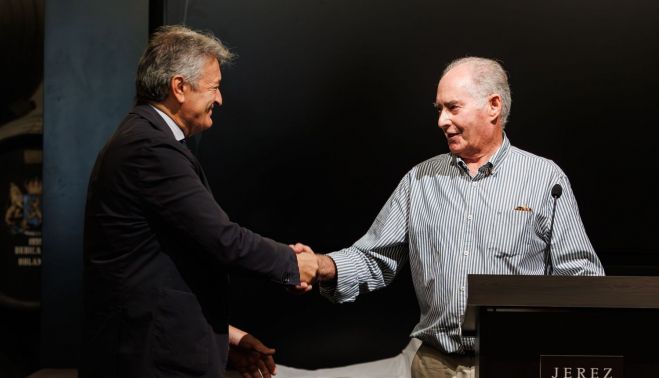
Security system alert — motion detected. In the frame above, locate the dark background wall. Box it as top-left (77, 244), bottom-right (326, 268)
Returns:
top-left (166, 0), bottom-right (659, 369)
top-left (41, 0), bottom-right (148, 368)
top-left (29, 0), bottom-right (659, 371)
top-left (1, 1), bottom-right (44, 376)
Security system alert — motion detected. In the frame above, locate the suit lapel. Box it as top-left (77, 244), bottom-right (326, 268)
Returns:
top-left (132, 105), bottom-right (212, 191)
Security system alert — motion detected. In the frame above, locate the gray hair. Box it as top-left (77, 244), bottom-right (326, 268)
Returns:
top-left (442, 57), bottom-right (512, 127)
top-left (135, 25), bottom-right (234, 104)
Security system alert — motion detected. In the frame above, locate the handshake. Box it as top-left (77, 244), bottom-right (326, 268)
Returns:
top-left (289, 243), bottom-right (335, 293)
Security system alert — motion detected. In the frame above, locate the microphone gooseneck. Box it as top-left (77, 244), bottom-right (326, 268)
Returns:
top-left (544, 184), bottom-right (563, 275)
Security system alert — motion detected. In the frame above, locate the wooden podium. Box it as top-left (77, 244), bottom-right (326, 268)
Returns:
top-left (463, 275), bottom-right (659, 377)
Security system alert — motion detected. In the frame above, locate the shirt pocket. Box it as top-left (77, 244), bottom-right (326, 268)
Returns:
top-left (487, 209), bottom-right (536, 257)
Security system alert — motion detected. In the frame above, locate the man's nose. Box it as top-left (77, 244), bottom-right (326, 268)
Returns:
top-left (438, 109), bottom-right (450, 129)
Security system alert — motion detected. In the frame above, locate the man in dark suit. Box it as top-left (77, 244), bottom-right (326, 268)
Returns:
top-left (81, 25), bottom-right (317, 378)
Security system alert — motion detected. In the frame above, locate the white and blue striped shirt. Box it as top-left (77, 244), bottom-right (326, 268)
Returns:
top-left (321, 134), bottom-right (605, 354)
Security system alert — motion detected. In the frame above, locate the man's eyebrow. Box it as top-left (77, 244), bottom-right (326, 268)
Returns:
top-left (435, 100), bottom-right (458, 109)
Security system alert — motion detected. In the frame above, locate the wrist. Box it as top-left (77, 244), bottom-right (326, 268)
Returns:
top-left (317, 254), bottom-right (337, 282)
top-left (228, 325), bottom-right (247, 346)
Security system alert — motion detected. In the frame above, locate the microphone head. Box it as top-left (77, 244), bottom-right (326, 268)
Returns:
top-left (551, 184), bottom-right (563, 199)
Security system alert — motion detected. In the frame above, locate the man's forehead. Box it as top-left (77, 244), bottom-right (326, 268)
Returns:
top-left (437, 67), bottom-right (475, 97)
top-left (205, 66), bottom-right (222, 85)
top-left (202, 56), bottom-right (221, 78)
top-left (440, 64), bottom-right (473, 85)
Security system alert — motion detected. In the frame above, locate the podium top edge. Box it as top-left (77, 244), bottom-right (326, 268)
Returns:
top-left (466, 274), bottom-right (659, 309)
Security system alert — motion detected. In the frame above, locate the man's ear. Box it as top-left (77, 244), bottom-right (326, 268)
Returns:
top-left (171, 75), bottom-right (186, 103)
top-left (488, 94), bottom-right (502, 124)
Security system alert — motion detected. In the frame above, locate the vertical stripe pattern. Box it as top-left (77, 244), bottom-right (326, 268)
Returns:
top-left (320, 135), bottom-right (604, 354)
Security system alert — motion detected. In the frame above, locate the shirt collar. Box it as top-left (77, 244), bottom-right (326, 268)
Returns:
top-left (453, 132), bottom-right (511, 177)
top-left (150, 105), bottom-right (186, 142)
top-left (487, 132), bottom-right (511, 170)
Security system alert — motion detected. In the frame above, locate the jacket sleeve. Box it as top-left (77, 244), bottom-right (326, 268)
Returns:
top-left (134, 139), bottom-right (300, 285)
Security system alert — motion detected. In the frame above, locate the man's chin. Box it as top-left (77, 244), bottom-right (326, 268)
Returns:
top-left (201, 120), bottom-right (214, 131)
top-left (187, 125), bottom-right (212, 137)
top-left (447, 143), bottom-right (463, 155)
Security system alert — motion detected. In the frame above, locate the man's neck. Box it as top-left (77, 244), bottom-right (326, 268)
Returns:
top-left (150, 101), bottom-right (189, 137)
top-left (461, 134), bottom-right (504, 176)
top-left (150, 102), bottom-right (187, 141)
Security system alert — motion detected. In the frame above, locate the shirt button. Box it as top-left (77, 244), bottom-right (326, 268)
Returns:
top-left (464, 250), bottom-right (469, 256)
top-left (460, 286), bottom-right (465, 292)
top-left (467, 214), bottom-right (473, 220)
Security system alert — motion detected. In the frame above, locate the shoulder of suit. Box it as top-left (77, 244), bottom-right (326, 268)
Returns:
top-left (115, 105), bottom-right (175, 145)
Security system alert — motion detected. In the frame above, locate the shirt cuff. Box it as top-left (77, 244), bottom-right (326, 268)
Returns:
top-left (318, 250), bottom-right (359, 303)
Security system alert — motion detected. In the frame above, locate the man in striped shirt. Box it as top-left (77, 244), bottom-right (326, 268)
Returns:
top-left (294, 57), bottom-right (604, 378)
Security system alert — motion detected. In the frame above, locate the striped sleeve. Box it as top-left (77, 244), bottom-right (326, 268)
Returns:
top-left (549, 173), bottom-right (605, 276)
top-left (319, 174), bottom-right (411, 303)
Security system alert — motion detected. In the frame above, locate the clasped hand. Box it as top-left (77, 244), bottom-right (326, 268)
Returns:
top-left (228, 326), bottom-right (277, 378)
top-left (290, 243), bottom-right (317, 293)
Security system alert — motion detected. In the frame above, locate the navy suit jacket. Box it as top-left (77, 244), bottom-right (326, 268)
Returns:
top-left (81, 105), bottom-right (300, 377)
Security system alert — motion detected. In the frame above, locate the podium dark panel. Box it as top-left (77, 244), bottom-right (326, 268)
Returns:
top-left (478, 308), bottom-right (656, 377)
top-left (465, 275), bottom-right (659, 378)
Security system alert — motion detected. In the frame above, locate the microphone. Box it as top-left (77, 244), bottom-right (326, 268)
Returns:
top-left (551, 184), bottom-right (562, 199)
top-left (544, 184), bottom-right (563, 275)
